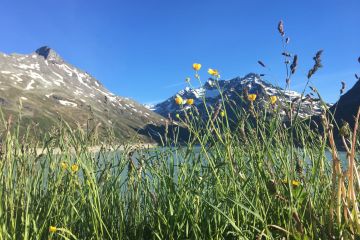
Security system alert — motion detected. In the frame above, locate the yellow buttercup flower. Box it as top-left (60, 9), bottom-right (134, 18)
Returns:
top-left (186, 99), bottom-right (194, 105)
top-left (192, 63), bottom-right (202, 71)
top-left (49, 226), bottom-right (57, 233)
top-left (71, 164), bottom-right (79, 173)
top-left (175, 96), bottom-right (183, 105)
top-left (270, 96), bottom-right (277, 105)
top-left (220, 111), bottom-right (225, 117)
top-left (248, 94), bottom-right (257, 102)
top-left (291, 180), bottom-right (301, 187)
top-left (60, 162), bottom-right (67, 170)
top-left (208, 68), bottom-right (219, 76)
top-left (282, 179), bottom-right (301, 188)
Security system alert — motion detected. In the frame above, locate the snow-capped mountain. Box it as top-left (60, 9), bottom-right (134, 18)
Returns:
top-left (153, 73), bottom-right (327, 119)
top-left (0, 46), bottom-right (164, 141)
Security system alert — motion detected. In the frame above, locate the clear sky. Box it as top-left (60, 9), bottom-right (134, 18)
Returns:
top-left (0, 0), bottom-right (359, 104)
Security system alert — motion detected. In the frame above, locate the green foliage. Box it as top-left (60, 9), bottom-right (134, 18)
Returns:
top-left (0, 90), bottom-right (358, 239)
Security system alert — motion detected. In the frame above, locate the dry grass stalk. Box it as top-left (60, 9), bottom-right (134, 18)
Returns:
top-left (322, 113), bottom-right (342, 229)
top-left (326, 107), bottom-right (360, 236)
top-left (347, 107), bottom-right (360, 232)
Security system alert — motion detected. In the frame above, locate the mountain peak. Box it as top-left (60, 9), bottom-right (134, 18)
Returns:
top-left (35, 46), bottom-right (63, 63)
top-left (0, 46), bottom-right (164, 142)
top-left (153, 73), bottom-right (325, 119)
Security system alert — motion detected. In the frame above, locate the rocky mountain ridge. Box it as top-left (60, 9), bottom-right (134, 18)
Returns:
top-left (151, 73), bottom-right (328, 119)
top-left (0, 46), bottom-right (165, 141)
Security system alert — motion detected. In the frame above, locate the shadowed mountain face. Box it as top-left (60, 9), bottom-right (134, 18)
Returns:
top-left (331, 79), bottom-right (360, 126)
top-left (150, 73), bottom-right (327, 119)
top-left (0, 46), bottom-right (165, 142)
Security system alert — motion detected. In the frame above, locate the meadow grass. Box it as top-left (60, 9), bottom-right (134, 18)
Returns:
top-left (0, 86), bottom-right (359, 239)
top-left (0, 21), bottom-right (360, 239)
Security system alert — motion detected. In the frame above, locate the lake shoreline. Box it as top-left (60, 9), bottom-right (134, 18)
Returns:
top-left (35, 143), bottom-right (158, 156)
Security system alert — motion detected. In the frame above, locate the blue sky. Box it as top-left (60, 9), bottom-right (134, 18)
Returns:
top-left (0, 0), bottom-right (359, 104)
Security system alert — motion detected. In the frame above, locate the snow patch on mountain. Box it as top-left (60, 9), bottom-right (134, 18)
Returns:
top-left (153, 73), bottom-right (327, 119)
top-left (25, 80), bottom-right (35, 90)
top-left (59, 100), bottom-right (77, 107)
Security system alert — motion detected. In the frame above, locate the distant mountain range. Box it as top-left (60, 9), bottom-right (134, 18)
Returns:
top-left (0, 46), bottom-right (165, 141)
top-left (1, 46), bottom-right (358, 143)
top-left (150, 73), bottom-right (329, 120)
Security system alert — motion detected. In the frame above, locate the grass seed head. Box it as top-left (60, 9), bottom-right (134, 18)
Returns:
top-left (340, 81), bottom-right (346, 94)
top-left (340, 121), bottom-right (350, 137)
top-left (278, 20), bottom-right (285, 36)
top-left (290, 54), bottom-right (298, 74)
top-left (307, 50), bottom-right (323, 79)
top-left (282, 52), bottom-right (292, 57)
top-left (258, 60), bottom-right (266, 68)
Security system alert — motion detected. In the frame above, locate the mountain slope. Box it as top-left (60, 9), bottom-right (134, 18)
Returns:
top-left (152, 73), bottom-right (327, 119)
top-left (330, 78), bottom-right (360, 126)
top-left (0, 46), bottom-right (165, 141)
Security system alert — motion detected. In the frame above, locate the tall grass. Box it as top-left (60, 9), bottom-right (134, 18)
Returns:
top-left (0, 21), bottom-right (359, 239)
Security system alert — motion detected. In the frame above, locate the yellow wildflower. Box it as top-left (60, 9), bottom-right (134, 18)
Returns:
top-left (186, 99), bottom-right (194, 105)
top-left (71, 164), bottom-right (79, 173)
top-left (60, 162), bottom-right (67, 170)
top-left (208, 68), bottom-right (219, 76)
top-left (220, 111), bottom-right (225, 117)
top-left (291, 180), bottom-right (301, 187)
top-left (248, 94), bottom-right (257, 102)
top-left (175, 96), bottom-right (183, 105)
top-left (176, 114), bottom-right (180, 119)
top-left (192, 63), bottom-right (202, 71)
top-left (270, 96), bottom-right (277, 105)
top-left (282, 179), bottom-right (301, 188)
top-left (49, 226), bottom-right (57, 233)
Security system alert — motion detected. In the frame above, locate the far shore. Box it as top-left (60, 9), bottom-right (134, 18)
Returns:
top-left (35, 143), bottom-right (158, 156)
